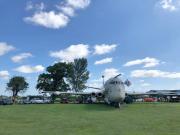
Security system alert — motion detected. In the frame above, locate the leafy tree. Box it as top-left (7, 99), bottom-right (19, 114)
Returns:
top-left (36, 62), bottom-right (70, 92)
top-left (6, 76), bottom-right (28, 103)
top-left (36, 73), bottom-right (53, 92)
top-left (67, 58), bottom-right (89, 92)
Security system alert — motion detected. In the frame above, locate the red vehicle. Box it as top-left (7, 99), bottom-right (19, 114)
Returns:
top-left (60, 98), bottom-right (69, 104)
top-left (144, 97), bottom-right (156, 102)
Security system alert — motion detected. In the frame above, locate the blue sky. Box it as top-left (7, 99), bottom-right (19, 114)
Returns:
top-left (1, 0), bottom-right (180, 95)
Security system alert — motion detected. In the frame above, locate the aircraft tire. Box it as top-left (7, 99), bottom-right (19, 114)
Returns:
top-left (114, 102), bottom-right (121, 108)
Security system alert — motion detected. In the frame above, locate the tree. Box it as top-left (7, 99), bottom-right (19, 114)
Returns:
top-left (36, 73), bottom-right (53, 92)
top-left (36, 62), bottom-right (70, 92)
top-left (6, 76), bottom-right (28, 103)
top-left (67, 58), bottom-right (89, 92)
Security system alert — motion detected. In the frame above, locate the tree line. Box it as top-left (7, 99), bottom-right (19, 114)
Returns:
top-left (6, 58), bottom-right (89, 103)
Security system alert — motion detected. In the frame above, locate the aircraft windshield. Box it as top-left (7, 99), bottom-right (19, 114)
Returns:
top-left (109, 81), bottom-right (123, 85)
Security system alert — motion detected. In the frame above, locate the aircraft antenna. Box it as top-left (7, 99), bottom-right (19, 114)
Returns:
top-left (102, 75), bottom-right (105, 86)
top-left (114, 74), bottom-right (122, 78)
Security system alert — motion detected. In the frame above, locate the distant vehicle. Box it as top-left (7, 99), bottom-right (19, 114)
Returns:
top-left (30, 97), bottom-right (51, 104)
top-left (17, 96), bottom-right (51, 104)
top-left (144, 98), bottom-right (157, 102)
top-left (60, 98), bottom-right (69, 104)
top-left (135, 98), bottom-right (144, 102)
top-left (43, 98), bottom-right (52, 104)
top-left (17, 97), bottom-right (30, 104)
top-left (30, 98), bottom-right (43, 104)
top-left (0, 98), bottom-right (13, 105)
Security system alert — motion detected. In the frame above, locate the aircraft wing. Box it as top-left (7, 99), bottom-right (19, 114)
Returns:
top-left (40, 86), bottom-right (104, 96)
top-left (41, 91), bottom-right (104, 96)
top-left (41, 91), bottom-right (91, 95)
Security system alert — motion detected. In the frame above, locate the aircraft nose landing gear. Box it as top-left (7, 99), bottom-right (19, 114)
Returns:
top-left (114, 102), bottom-right (121, 108)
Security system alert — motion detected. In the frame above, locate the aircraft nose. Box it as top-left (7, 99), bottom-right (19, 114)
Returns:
top-left (111, 91), bottom-right (125, 102)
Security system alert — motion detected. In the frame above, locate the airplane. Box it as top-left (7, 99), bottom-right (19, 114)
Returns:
top-left (41, 74), bottom-right (132, 108)
top-left (95, 74), bottom-right (131, 108)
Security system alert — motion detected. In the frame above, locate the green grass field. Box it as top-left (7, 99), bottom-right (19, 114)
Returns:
top-left (0, 103), bottom-right (180, 135)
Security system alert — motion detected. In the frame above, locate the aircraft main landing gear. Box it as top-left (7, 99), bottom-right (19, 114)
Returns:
top-left (114, 102), bottom-right (121, 108)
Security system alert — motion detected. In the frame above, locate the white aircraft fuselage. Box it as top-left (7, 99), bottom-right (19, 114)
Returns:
top-left (104, 77), bottom-right (126, 106)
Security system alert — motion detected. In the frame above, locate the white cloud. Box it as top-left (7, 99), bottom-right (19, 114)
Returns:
top-left (50, 44), bottom-right (89, 62)
top-left (60, 6), bottom-right (75, 16)
top-left (131, 69), bottom-right (180, 79)
top-left (24, 11), bottom-right (69, 29)
top-left (0, 70), bottom-right (9, 79)
top-left (86, 68), bottom-right (121, 90)
top-left (140, 80), bottom-right (145, 83)
top-left (87, 82), bottom-right (102, 89)
top-left (124, 57), bottom-right (160, 68)
top-left (36, 2), bottom-right (45, 11)
top-left (95, 57), bottom-right (112, 65)
top-left (87, 68), bottom-right (120, 85)
top-left (25, 0), bottom-right (91, 29)
top-left (141, 83), bottom-right (151, 87)
top-left (93, 44), bottom-right (117, 55)
top-left (26, 1), bottom-right (33, 11)
top-left (86, 78), bottom-right (104, 91)
top-left (11, 53), bottom-right (32, 63)
top-left (56, 0), bottom-right (90, 17)
top-left (89, 82), bottom-right (101, 88)
top-left (67, 0), bottom-right (91, 9)
top-left (26, 2), bottom-right (45, 11)
top-left (159, 0), bottom-right (180, 12)
top-left (0, 42), bottom-right (15, 56)
top-left (103, 68), bottom-right (120, 80)
top-left (14, 65), bottom-right (45, 73)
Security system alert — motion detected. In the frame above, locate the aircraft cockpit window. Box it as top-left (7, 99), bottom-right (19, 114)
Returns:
top-left (110, 81), bottom-right (115, 84)
top-left (110, 81), bottom-right (123, 85)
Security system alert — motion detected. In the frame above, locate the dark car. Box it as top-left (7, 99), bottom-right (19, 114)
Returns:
top-left (0, 98), bottom-right (13, 105)
top-left (60, 98), bottom-right (69, 103)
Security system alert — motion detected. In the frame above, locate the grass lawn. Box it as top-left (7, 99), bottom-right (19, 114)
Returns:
top-left (0, 103), bottom-right (180, 135)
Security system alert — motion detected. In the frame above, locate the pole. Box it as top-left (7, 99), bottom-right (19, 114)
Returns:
top-left (102, 75), bottom-right (105, 86)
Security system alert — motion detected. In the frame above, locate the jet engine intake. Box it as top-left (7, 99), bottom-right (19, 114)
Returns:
top-left (96, 92), bottom-right (103, 98)
top-left (91, 92), bottom-right (96, 97)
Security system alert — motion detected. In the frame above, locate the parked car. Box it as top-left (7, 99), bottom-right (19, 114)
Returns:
top-left (60, 98), bottom-right (69, 103)
top-left (144, 97), bottom-right (157, 102)
top-left (17, 98), bottom-right (31, 104)
top-left (43, 98), bottom-right (52, 104)
top-left (0, 98), bottom-right (13, 105)
top-left (30, 98), bottom-right (44, 104)
top-left (17, 96), bottom-right (52, 104)
top-left (135, 98), bottom-right (144, 102)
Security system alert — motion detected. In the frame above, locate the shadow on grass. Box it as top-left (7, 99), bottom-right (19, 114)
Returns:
top-left (82, 103), bottom-right (130, 111)
top-left (83, 104), bottom-right (115, 111)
